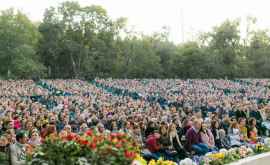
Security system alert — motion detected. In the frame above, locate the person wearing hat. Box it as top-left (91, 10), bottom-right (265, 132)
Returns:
top-left (9, 131), bottom-right (28, 165)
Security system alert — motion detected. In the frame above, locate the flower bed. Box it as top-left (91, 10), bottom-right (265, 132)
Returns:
top-left (27, 130), bottom-right (176, 165)
top-left (27, 130), bottom-right (139, 165)
top-left (27, 131), bottom-right (270, 165)
top-left (198, 143), bottom-right (270, 165)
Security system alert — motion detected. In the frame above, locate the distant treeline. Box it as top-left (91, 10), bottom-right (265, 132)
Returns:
top-left (1, 1), bottom-right (270, 79)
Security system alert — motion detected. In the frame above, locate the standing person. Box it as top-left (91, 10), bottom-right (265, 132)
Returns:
top-left (186, 119), bottom-right (209, 155)
top-left (9, 131), bottom-right (28, 165)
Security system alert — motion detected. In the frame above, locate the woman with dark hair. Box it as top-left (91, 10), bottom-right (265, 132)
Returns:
top-left (211, 120), bottom-right (221, 149)
top-left (200, 122), bottom-right (216, 151)
top-left (145, 121), bottom-right (156, 138)
top-left (159, 124), bottom-right (170, 150)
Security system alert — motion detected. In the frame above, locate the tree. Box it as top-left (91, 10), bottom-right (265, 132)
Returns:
top-left (38, 1), bottom-right (125, 78)
top-left (0, 9), bottom-right (45, 78)
top-left (202, 19), bottom-right (242, 78)
top-left (247, 30), bottom-right (270, 77)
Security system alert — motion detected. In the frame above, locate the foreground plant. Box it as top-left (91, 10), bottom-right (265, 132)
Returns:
top-left (27, 130), bottom-right (139, 165)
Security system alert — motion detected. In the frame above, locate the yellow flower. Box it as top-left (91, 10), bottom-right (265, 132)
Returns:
top-left (156, 158), bottom-right (175, 165)
top-left (134, 154), bottom-right (147, 165)
top-left (208, 153), bottom-right (225, 160)
top-left (148, 160), bottom-right (156, 165)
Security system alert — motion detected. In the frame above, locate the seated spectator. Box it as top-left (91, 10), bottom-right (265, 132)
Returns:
top-left (28, 129), bottom-right (41, 146)
top-left (172, 118), bottom-right (185, 143)
top-left (185, 119), bottom-right (209, 155)
top-left (211, 120), bottom-right (221, 149)
top-left (79, 123), bottom-right (88, 134)
top-left (145, 121), bottom-right (156, 138)
top-left (219, 129), bottom-right (230, 149)
top-left (228, 121), bottom-right (242, 147)
top-left (145, 131), bottom-right (161, 160)
top-left (131, 124), bottom-right (143, 147)
top-left (235, 108), bottom-right (247, 120)
top-left (159, 124), bottom-right (170, 151)
top-left (169, 123), bottom-right (187, 159)
top-left (220, 114), bottom-right (230, 134)
top-left (238, 118), bottom-right (249, 142)
top-left (249, 107), bottom-right (264, 136)
top-left (248, 118), bottom-right (258, 144)
top-left (200, 122), bottom-right (216, 151)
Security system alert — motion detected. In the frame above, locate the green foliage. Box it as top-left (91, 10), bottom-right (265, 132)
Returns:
top-left (0, 9), bottom-right (45, 79)
top-left (0, 152), bottom-right (9, 165)
top-left (1, 2), bottom-right (270, 79)
top-left (27, 131), bottom-right (138, 165)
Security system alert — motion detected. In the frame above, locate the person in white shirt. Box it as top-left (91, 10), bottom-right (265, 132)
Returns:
top-left (9, 131), bottom-right (28, 165)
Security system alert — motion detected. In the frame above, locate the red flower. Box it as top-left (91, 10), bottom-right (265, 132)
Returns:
top-left (124, 150), bottom-right (136, 159)
top-left (78, 138), bottom-right (88, 146)
top-left (66, 133), bottom-right (76, 141)
top-left (92, 137), bottom-right (98, 143)
top-left (85, 129), bottom-right (93, 136)
top-left (89, 143), bottom-right (97, 149)
top-left (110, 132), bottom-right (118, 138)
top-left (120, 133), bottom-right (126, 137)
top-left (120, 139), bottom-right (127, 144)
top-left (115, 143), bottom-right (122, 148)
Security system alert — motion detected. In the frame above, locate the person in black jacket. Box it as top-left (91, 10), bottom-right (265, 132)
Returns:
top-left (211, 120), bottom-right (221, 149)
top-left (235, 108), bottom-right (247, 120)
top-left (249, 107), bottom-right (264, 136)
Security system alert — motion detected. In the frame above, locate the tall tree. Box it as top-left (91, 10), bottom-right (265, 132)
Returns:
top-left (0, 9), bottom-right (45, 78)
top-left (38, 1), bottom-right (125, 78)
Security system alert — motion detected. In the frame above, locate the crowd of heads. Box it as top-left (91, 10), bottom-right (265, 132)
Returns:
top-left (1, 79), bottom-right (270, 162)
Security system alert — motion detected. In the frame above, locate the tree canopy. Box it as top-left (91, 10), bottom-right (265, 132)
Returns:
top-left (1, 2), bottom-right (270, 79)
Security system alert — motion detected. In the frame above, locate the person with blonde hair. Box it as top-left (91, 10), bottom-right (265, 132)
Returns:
top-left (168, 123), bottom-right (187, 159)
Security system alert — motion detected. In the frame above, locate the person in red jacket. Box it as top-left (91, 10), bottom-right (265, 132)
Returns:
top-left (146, 132), bottom-right (161, 153)
top-left (143, 131), bottom-right (162, 160)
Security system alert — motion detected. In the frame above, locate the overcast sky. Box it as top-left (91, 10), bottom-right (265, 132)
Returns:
top-left (1, 0), bottom-right (270, 43)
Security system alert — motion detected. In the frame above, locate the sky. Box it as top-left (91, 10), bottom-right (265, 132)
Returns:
top-left (1, 0), bottom-right (270, 43)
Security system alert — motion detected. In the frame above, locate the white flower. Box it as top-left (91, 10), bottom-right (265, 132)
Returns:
top-left (264, 138), bottom-right (270, 146)
top-left (247, 147), bottom-right (254, 154)
top-left (179, 158), bottom-right (196, 165)
top-left (78, 157), bottom-right (90, 165)
top-left (219, 148), bottom-right (228, 154)
top-left (205, 152), bottom-right (212, 157)
top-left (228, 148), bottom-right (237, 153)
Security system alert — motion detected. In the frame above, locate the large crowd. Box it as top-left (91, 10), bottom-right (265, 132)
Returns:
top-left (1, 79), bottom-right (270, 164)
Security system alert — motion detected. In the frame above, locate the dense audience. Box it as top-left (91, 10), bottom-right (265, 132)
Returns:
top-left (1, 79), bottom-right (270, 164)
